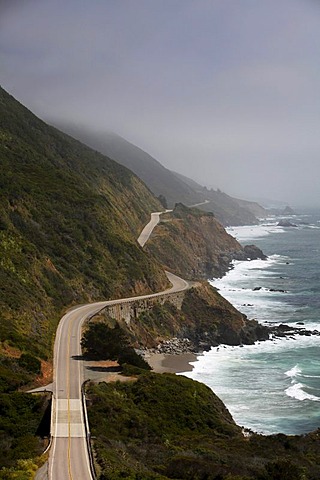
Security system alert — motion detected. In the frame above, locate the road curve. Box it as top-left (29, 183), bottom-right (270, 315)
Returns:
top-left (137, 209), bottom-right (172, 247)
top-left (49, 211), bottom-right (190, 479)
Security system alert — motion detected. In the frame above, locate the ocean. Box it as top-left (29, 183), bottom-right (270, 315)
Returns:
top-left (182, 211), bottom-right (320, 435)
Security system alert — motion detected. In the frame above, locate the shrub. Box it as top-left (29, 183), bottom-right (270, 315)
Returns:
top-left (18, 354), bottom-right (41, 375)
top-left (81, 322), bottom-right (150, 370)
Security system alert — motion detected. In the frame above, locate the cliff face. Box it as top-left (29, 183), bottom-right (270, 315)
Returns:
top-left (121, 282), bottom-right (269, 350)
top-left (145, 204), bottom-right (245, 279)
top-left (181, 283), bottom-right (269, 347)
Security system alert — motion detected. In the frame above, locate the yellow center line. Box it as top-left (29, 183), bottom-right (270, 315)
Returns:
top-left (67, 314), bottom-right (74, 480)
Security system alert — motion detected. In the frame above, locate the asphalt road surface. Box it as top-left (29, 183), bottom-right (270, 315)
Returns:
top-left (137, 209), bottom-right (172, 247)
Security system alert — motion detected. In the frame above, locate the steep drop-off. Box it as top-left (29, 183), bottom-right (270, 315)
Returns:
top-left (0, 86), bottom-right (168, 391)
top-left (122, 282), bottom-right (269, 350)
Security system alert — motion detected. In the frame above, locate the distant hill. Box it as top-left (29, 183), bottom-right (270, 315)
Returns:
top-left (231, 197), bottom-right (268, 218)
top-left (0, 86), bottom-right (168, 392)
top-left (172, 171), bottom-right (267, 225)
top-left (54, 125), bottom-right (266, 226)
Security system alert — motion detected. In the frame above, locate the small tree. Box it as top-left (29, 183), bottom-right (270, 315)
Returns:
top-left (81, 322), bottom-right (150, 370)
top-left (118, 347), bottom-right (151, 370)
top-left (81, 322), bottom-right (125, 360)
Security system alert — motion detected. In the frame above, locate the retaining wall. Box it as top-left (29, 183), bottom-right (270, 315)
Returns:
top-left (102, 291), bottom-right (185, 325)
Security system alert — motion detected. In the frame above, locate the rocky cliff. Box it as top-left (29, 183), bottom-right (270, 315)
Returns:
top-left (111, 282), bottom-right (269, 351)
top-left (145, 203), bottom-right (265, 280)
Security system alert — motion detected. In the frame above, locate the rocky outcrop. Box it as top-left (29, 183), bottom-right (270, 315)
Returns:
top-left (145, 204), bottom-right (241, 279)
top-left (266, 205), bottom-right (296, 216)
top-left (122, 282), bottom-right (269, 351)
top-left (121, 285), bottom-right (320, 356)
top-left (180, 283), bottom-right (269, 348)
top-left (270, 323), bottom-right (320, 339)
top-left (151, 337), bottom-right (195, 354)
top-left (234, 244), bottom-right (267, 261)
top-left (282, 205), bottom-right (296, 215)
top-left (277, 220), bottom-right (297, 227)
top-left (146, 204), bottom-right (266, 280)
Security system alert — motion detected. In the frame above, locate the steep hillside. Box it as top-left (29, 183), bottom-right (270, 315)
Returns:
top-left (145, 204), bottom-right (250, 279)
top-left (234, 197), bottom-right (268, 218)
top-left (199, 190), bottom-right (259, 226)
top-left (0, 86), bottom-right (168, 391)
top-left (55, 127), bottom-right (202, 207)
top-left (54, 125), bottom-right (264, 225)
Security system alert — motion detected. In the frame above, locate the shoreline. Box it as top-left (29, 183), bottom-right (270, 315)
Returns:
top-left (145, 320), bottom-right (320, 378)
top-left (145, 321), bottom-right (320, 376)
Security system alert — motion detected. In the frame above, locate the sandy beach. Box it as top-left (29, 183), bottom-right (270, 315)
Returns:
top-left (83, 354), bottom-right (200, 384)
top-left (146, 352), bottom-right (199, 374)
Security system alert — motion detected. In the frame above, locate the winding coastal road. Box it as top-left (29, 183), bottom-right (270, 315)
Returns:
top-left (137, 209), bottom-right (172, 247)
top-left (48, 211), bottom-right (190, 479)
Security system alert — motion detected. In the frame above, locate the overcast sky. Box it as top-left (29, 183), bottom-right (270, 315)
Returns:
top-left (1, 0), bottom-right (320, 206)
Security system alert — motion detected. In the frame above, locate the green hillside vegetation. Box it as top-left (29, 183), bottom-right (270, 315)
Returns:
top-left (88, 373), bottom-right (320, 479)
top-left (54, 127), bottom-right (202, 207)
top-left (0, 392), bottom-right (50, 475)
top-left (0, 86), bottom-right (168, 393)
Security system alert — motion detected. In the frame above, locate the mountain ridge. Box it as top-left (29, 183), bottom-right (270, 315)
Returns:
top-left (53, 124), bottom-right (267, 226)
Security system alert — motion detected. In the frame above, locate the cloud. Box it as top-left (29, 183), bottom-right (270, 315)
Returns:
top-left (1, 0), bottom-right (320, 206)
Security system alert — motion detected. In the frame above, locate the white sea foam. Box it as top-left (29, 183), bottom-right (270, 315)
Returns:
top-left (285, 383), bottom-right (320, 402)
top-left (285, 365), bottom-right (301, 378)
top-left (212, 254), bottom-right (287, 285)
top-left (188, 214), bottom-right (320, 433)
top-left (226, 222), bottom-right (285, 242)
top-left (182, 334), bottom-right (320, 434)
top-left (304, 224), bottom-right (320, 229)
top-left (186, 335), bottom-right (320, 376)
top-left (210, 253), bottom-right (294, 323)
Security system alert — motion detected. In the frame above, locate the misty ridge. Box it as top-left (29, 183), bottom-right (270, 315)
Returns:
top-left (2, 1), bottom-right (320, 207)
top-left (53, 122), bottom-right (300, 226)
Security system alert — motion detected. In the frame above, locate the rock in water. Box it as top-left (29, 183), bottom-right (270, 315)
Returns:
top-left (235, 245), bottom-right (267, 261)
